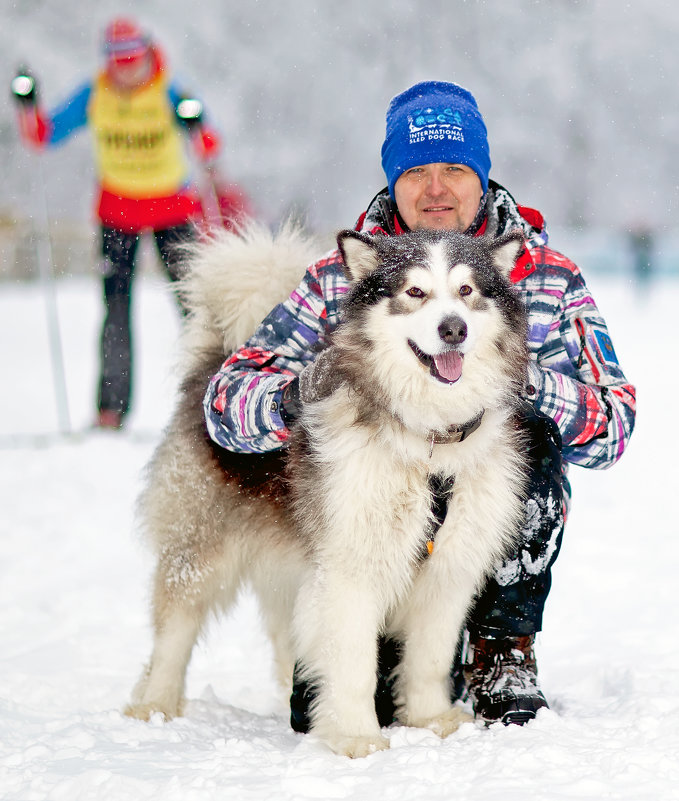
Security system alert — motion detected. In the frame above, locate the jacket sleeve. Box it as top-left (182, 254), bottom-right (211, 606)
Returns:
top-left (44, 82), bottom-right (91, 145)
top-left (204, 252), bottom-right (343, 453)
top-left (526, 255), bottom-right (636, 470)
top-left (15, 81), bottom-right (90, 149)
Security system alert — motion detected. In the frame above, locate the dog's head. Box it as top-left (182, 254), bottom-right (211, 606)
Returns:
top-left (335, 228), bottom-right (528, 421)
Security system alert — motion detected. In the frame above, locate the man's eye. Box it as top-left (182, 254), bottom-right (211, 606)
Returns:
top-left (459, 285), bottom-right (473, 297)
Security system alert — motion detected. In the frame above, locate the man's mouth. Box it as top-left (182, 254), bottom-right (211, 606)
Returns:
top-left (408, 340), bottom-right (463, 384)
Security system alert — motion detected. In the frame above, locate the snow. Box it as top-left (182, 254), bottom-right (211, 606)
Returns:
top-left (1, 268), bottom-right (678, 800)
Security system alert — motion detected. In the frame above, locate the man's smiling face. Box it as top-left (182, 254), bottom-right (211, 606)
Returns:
top-left (394, 162), bottom-right (484, 232)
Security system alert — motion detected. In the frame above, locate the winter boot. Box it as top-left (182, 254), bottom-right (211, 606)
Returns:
top-left (96, 409), bottom-right (123, 429)
top-left (464, 634), bottom-right (548, 725)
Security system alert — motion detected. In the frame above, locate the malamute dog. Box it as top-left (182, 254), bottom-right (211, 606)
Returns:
top-left (125, 224), bottom-right (530, 758)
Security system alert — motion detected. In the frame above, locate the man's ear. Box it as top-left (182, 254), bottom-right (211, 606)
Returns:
top-left (337, 230), bottom-right (380, 282)
top-left (490, 230), bottom-right (525, 279)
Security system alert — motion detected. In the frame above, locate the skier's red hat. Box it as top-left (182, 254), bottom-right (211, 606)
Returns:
top-left (103, 18), bottom-right (151, 64)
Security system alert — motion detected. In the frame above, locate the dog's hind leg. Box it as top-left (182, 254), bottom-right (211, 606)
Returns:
top-left (125, 548), bottom-right (232, 722)
top-left (125, 608), bottom-right (205, 721)
top-left (247, 536), bottom-right (308, 694)
top-left (251, 570), bottom-right (298, 693)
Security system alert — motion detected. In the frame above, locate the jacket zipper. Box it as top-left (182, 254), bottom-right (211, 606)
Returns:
top-left (574, 318), bottom-right (600, 382)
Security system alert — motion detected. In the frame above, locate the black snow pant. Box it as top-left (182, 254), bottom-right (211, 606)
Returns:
top-left (290, 403), bottom-right (565, 732)
top-left (97, 224), bottom-right (192, 417)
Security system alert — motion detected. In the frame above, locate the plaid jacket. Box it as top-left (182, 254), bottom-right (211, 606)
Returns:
top-left (204, 183), bottom-right (636, 474)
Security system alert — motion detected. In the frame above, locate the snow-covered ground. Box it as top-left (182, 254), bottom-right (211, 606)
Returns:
top-left (1, 267), bottom-right (677, 800)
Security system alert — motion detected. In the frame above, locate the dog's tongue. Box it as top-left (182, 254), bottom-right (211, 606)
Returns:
top-left (433, 351), bottom-right (463, 382)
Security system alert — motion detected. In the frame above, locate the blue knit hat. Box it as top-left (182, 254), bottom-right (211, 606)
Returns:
top-left (381, 81), bottom-right (491, 198)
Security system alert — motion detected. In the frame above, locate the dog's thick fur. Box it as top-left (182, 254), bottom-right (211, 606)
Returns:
top-left (125, 222), bottom-right (530, 758)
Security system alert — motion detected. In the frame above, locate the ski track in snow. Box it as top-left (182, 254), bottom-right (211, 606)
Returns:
top-left (1, 274), bottom-right (678, 800)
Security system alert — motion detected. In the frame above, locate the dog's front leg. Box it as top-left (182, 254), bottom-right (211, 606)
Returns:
top-left (397, 451), bottom-right (525, 736)
top-left (395, 558), bottom-right (476, 736)
top-left (295, 577), bottom-right (389, 758)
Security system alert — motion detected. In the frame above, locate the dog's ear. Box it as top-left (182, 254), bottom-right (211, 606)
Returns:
top-left (490, 230), bottom-right (525, 279)
top-left (337, 230), bottom-right (380, 282)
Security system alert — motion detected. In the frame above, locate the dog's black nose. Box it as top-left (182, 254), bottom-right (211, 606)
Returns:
top-left (438, 314), bottom-right (467, 345)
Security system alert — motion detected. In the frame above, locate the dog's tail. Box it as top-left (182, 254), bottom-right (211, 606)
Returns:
top-left (176, 219), bottom-right (323, 372)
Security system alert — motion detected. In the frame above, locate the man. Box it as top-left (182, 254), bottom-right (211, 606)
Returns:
top-left (203, 81), bottom-right (636, 725)
top-left (12, 17), bottom-right (221, 429)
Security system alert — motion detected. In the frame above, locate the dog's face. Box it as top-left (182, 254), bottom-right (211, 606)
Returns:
top-left (337, 229), bottom-right (527, 397)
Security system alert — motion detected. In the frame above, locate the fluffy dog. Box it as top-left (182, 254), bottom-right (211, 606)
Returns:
top-left (125, 223), bottom-right (530, 759)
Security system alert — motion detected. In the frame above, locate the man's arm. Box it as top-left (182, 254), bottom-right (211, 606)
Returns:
top-left (13, 76), bottom-right (91, 149)
top-left (526, 253), bottom-right (636, 470)
top-left (204, 251), bottom-right (348, 453)
top-left (45, 82), bottom-right (91, 145)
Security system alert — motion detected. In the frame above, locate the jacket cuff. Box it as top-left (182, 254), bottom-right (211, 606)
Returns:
top-left (523, 361), bottom-right (545, 403)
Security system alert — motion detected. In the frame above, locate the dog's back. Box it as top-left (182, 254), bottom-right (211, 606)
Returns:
top-left (138, 220), bottom-right (318, 567)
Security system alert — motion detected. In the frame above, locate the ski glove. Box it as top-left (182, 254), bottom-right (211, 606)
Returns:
top-left (175, 96), bottom-right (203, 129)
top-left (11, 68), bottom-right (38, 105)
top-left (280, 346), bottom-right (343, 425)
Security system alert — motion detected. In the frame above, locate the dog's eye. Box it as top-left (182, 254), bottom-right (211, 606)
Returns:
top-left (459, 285), bottom-right (473, 297)
top-left (406, 286), bottom-right (425, 298)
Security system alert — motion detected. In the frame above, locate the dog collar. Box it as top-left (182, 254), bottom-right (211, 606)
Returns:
top-left (428, 409), bottom-right (484, 458)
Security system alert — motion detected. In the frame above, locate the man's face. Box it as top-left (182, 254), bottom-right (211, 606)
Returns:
top-left (108, 52), bottom-right (153, 90)
top-left (394, 162), bottom-right (484, 232)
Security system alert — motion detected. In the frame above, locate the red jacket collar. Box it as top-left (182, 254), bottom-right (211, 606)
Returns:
top-left (508, 244), bottom-right (536, 283)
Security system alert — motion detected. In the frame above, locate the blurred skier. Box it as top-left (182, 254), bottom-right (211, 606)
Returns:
top-left (11, 17), bottom-right (223, 429)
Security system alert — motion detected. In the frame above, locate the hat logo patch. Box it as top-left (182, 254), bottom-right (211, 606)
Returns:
top-left (408, 107), bottom-right (464, 145)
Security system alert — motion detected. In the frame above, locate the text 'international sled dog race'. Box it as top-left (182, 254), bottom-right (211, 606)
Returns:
top-left (125, 222), bottom-right (531, 758)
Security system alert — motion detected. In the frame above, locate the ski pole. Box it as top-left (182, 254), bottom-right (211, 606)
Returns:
top-left (176, 97), bottom-right (223, 229)
top-left (33, 152), bottom-right (71, 434)
top-left (12, 66), bottom-right (72, 434)
top-left (200, 164), bottom-right (224, 229)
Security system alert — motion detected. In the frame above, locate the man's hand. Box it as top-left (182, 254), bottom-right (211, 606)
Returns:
top-left (280, 347), bottom-right (343, 425)
top-left (175, 97), bottom-right (203, 129)
top-left (11, 68), bottom-right (50, 148)
top-left (11, 68), bottom-right (38, 105)
top-left (298, 346), bottom-right (343, 403)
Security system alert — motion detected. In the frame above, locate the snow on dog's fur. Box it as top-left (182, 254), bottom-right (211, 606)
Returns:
top-left (125, 223), bottom-right (530, 759)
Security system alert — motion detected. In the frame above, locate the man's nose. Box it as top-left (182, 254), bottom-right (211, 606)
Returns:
top-left (426, 171), bottom-right (446, 196)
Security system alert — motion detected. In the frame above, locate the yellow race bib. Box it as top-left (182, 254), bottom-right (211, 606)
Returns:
top-left (89, 71), bottom-right (188, 198)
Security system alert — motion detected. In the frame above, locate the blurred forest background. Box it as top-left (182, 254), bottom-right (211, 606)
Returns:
top-left (0, 0), bottom-right (677, 279)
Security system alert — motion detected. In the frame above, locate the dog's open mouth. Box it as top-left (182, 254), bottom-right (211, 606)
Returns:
top-left (408, 340), bottom-right (463, 384)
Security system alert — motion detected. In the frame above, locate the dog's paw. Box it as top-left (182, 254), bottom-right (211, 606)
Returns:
top-left (323, 733), bottom-right (390, 759)
top-left (123, 699), bottom-right (183, 722)
top-left (424, 707), bottom-right (474, 738)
